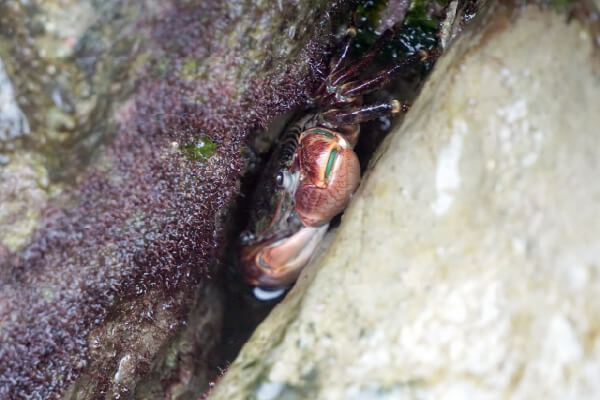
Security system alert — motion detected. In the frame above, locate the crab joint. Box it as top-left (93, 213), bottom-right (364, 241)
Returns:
top-left (391, 99), bottom-right (410, 114)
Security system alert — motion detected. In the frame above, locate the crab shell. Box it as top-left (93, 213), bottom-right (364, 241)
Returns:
top-left (239, 127), bottom-right (360, 288)
top-left (294, 127), bottom-right (360, 227)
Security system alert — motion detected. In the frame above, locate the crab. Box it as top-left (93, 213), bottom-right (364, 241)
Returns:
top-left (239, 27), bottom-right (437, 293)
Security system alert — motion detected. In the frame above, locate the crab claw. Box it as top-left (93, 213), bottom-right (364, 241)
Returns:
top-left (294, 128), bottom-right (360, 227)
top-left (239, 225), bottom-right (328, 288)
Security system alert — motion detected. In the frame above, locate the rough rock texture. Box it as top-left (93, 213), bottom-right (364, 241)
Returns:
top-left (209, 3), bottom-right (600, 400)
top-left (0, 0), bottom-right (347, 398)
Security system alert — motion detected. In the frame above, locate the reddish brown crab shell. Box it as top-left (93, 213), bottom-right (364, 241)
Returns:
top-left (294, 128), bottom-right (361, 227)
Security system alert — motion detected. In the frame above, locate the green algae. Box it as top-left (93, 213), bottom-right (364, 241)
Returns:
top-left (183, 137), bottom-right (217, 161)
top-left (353, 0), bottom-right (443, 65)
top-left (152, 56), bottom-right (171, 77)
top-left (179, 57), bottom-right (208, 82)
top-left (181, 58), bottom-right (200, 80)
top-left (546, 0), bottom-right (578, 10)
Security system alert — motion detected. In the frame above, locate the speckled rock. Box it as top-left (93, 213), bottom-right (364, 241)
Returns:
top-left (0, 151), bottom-right (50, 252)
top-left (0, 0), bottom-right (146, 251)
top-left (209, 3), bottom-right (600, 400)
top-left (0, 0), bottom-right (347, 399)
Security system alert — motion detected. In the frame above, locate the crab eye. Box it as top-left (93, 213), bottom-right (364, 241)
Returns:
top-left (239, 230), bottom-right (256, 244)
top-left (275, 171), bottom-right (284, 187)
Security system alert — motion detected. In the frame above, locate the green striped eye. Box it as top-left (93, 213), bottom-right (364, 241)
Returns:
top-left (324, 149), bottom-right (338, 180)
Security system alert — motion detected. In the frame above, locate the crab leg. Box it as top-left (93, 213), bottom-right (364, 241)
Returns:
top-left (329, 27), bottom-right (357, 76)
top-left (315, 27), bottom-right (357, 98)
top-left (321, 100), bottom-right (409, 126)
top-left (329, 29), bottom-right (399, 87)
top-left (329, 48), bottom-right (378, 88)
top-left (337, 49), bottom-right (438, 99)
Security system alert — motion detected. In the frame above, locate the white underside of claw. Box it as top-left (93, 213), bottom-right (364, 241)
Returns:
top-left (253, 286), bottom-right (287, 301)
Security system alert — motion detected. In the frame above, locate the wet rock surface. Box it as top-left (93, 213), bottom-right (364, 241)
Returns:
top-left (0, 0), bottom-right (347, 398)
top-left (209, 3), bottom-right (600, 400)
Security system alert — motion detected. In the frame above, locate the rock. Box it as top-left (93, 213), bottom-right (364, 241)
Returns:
top-left (209, 3), bottom-right (600, 399)
top-left (0, 0), bottom-right (143, 179)
top-left (0, 0), bottom-right (344, 398)
top-left (0, 152), bottom-right (49, 251)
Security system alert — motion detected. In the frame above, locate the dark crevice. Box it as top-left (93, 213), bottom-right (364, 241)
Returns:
top-left (207, 0), bottom-right (446, 386)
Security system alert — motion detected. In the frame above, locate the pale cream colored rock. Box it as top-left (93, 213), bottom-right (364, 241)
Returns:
top-left (0, 152), bottom-right (52, 251)
top-left (210, 4), bottom-right (600, 400)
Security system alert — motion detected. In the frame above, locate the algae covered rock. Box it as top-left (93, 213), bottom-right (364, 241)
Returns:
top-left (0, 0), bottom-right (344, 398)
top-left (209, 2), bottom-right (600, 399)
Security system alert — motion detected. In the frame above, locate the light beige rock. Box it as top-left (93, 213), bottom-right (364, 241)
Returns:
top-left (210, 4), bottom-right (600, 400)
top-left (0, 152), bottom-right (51, 251)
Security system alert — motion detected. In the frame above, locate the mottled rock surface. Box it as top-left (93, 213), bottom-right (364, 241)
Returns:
top-left (0, 0), bottom-right (347, 398)
top-left (209, 3), bottom-right (600, 400)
